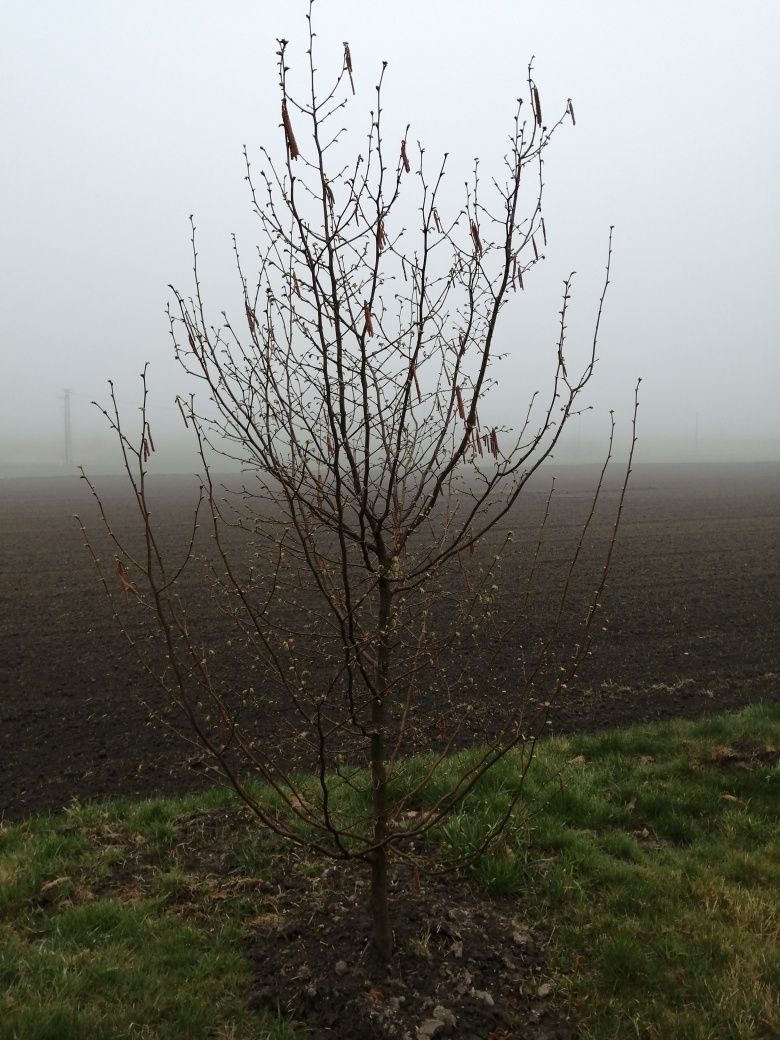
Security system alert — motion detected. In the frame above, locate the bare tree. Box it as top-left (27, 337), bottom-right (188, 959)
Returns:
top-left (78, 11), bottom-right (638, 962)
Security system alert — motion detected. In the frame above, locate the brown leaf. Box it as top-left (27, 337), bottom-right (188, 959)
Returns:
top-left (249, 912), bottom-right (283, 932)
top-left (116, 561), bottom-right (138, 603)
top-left (40, 876), bottom-right (70, 895)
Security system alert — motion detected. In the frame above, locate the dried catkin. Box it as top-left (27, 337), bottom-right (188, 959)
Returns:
top-left (532, 85), bottom-right (542, 127)
top-left (470, 221), bottom-right (483, 256)
top-left (401, 139), bottom-right (411, 173)
top-left (455, 385), bottom-right (466, 420)
top-left (281, 100), bottom-right (299, 160)
top-left (343, 42), bottom-right (355, 94)
top-left (219, 717), bottom-right (229, 749)
top-left (460, 555), bottom-right (472, 591)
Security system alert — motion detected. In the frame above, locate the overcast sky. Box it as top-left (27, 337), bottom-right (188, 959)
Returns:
top-left (1, 0), bottom-right (778, 474)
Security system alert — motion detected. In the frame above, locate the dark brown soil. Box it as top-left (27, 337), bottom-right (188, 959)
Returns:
top-left (1, 462), bottom-right (778, 822)
top-left (246, 863), bottom-right (571, 1040)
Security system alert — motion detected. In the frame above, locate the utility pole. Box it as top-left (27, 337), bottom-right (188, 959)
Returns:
top-left (59, 389), bottom-right (72, 467)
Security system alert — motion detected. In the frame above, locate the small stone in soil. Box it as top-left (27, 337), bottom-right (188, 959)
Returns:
top-left (471, 987), bottom-right (495, 1007)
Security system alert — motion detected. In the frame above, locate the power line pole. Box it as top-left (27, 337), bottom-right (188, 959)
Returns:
top-left (59, 389), bottom-right (72, 466)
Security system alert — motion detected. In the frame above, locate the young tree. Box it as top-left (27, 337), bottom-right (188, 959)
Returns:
top-left (79, 10), bottom-right (637, 962)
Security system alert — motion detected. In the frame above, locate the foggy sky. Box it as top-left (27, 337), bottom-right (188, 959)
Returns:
top-left (1, 0), bottom-right (779, 476)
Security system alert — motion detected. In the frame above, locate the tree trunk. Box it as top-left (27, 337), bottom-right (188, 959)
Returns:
top-left (370, 843), bottom-right (391, 962)
top-left (369, 567), bottom-right (392, 961)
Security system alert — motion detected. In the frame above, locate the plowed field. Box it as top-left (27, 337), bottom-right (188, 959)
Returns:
top-left (2, 462), bottom-right (777, 820)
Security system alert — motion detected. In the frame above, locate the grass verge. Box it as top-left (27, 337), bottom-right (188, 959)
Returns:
top-left (1, 703), bottom-right (778, 1039)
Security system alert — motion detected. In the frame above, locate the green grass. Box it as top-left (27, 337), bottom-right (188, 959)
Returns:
top-left (1, 704), bottom-right (778, 1039)
top-left (514, 705), bottom-right (780, 1039)
top-left (0, 793), bottom-right (294, 1040)
top-left (430, 706), bottom-right (780, 1037)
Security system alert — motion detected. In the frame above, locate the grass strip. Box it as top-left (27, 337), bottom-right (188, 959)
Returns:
top-left (0, 703), bottom-right (777, 1039)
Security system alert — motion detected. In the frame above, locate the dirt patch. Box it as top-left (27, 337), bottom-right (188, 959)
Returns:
top-left (705, 739), bottom-right (780, 773)
top-left (246, 862), bottom-right (572, 1040)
